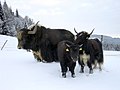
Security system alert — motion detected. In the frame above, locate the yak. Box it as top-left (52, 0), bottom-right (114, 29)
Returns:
top-left (74, 28), bottom-right (104, 73)
top-left (16, 21), bottom-right (74, 62)
top-left (58, 40), bottom-right (81, 78)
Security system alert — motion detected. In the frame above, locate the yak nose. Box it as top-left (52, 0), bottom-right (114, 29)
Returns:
top-left (72, 57), bottom-right (78, 62)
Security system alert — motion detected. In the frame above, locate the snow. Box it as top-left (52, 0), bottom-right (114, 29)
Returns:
top-left (0, 35), bottom-right (120, 90)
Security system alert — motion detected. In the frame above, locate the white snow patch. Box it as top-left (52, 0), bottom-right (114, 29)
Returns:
top-left (0, 35), bottom-right (120, 90)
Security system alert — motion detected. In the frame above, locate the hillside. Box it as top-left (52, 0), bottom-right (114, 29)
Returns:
top-left (91, 34), bottom-right (120, 51)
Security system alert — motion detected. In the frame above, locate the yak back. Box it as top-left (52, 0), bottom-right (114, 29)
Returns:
top-left (30, 26), bottom-right (74, 48)
top-left (89, 39), bottom-right (102, 55)
top-left (30, 26), bottom-right (74, 51)
top-left (43, 28), bottom-right (75, 46)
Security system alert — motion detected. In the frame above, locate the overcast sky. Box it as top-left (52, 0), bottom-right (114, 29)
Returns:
top-left (1, 0), bottom-right (120, 37)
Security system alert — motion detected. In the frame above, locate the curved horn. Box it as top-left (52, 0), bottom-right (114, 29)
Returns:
top-left (74, 28), bottom-right (78, 34)
top-left (28, 21), bottom-right (39, 34)
top-left (89, 28), bottom-right (95, 35)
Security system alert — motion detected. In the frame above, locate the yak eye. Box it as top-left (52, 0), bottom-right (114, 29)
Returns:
top-left (66, 48), bottom-right (69, 52)
top-left (79, 48), bottom-right (82, 51)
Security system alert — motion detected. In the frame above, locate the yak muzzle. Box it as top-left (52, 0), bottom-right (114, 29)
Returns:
top-left (71, 56), bottom-right (79, 62)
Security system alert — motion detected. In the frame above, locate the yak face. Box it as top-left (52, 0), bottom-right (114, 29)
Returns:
top-left (17, 29), bottom-right (27, 49)
top-left (75, 31), bottom-right (90, 44)
top-left (16, 21), bottom-right (41, 50)
top-left (17, 29), bottom-right (33, 50)
top-left (74, 28), bottom-right (95, 45)
top-left (66, 43), bottom-right (81, 62)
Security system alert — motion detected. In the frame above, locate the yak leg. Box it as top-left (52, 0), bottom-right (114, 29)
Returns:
top-left (87, 61), bottom-right (93, 74)
top-left (41, 40), bottom-right (54, 62)
top-left (45, 40), bottom-right (54, 62)
top-left (93, 60), bottom-right (97, 69)
top-left (47, 47), bottom-right (54, 62)
top-left (80, 64), bottom-right (84, 73)
top-left (41, 47), bottom-right (49, 62)
top-left (68, 62), bottom-right (76, 78)
top-left (98, 62), bottom-right (103, 71)
top-left (78, 60), bottom-right (84, 73)
top-left (52, 48), bottom-right (58, 62)
top-left (97, 53), bottom-right (104, 71)
top-left (32, 51), bottom-right (42, 62)
top-left (98, 57), bottom-right (104, 71)
top-left (60, 62), bottom-right (67, 78)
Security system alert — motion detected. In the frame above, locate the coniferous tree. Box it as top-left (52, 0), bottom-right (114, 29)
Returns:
top-left (16, 9), bottom-right (19, 17)
top-left (0, 1), bottom-right (8, 35)
top-left (9, 7), bottom-right (14, 16)
top-left (3, 1), bottom-right (12, 19)
top-left (24, 22), bottom-right (27, 29)
top-left (0, 1), bottom-right (4, 21)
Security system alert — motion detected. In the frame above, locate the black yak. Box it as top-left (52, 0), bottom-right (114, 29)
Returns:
top-left (74, 28), bottom-right (104, 73)
top-left (16, 21), bottom-right (74, 62)
top-left (58, 40), bottom-right (81, 78)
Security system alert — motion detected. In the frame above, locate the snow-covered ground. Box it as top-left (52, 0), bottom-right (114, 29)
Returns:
top-left (0, 35), bottom-right (120, 90)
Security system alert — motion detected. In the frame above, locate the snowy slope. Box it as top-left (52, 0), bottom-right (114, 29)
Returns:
top-left (0, 35), bottom-right (120, 90)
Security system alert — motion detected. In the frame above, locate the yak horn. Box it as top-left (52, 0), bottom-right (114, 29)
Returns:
top-left (28, 21), bottom-right (39, 34)
top-left (74, 28), bottom-right (78, 34)
top-left (89, 28), bottom-right (95, 35)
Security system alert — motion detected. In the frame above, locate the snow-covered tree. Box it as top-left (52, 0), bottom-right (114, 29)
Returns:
top-left (3, 1), bottom-right (13, 19)
top-left (0, 1), bottom-right (9, 35)
top-left (24, 16), bottom-right (33, 27)
top-left (9, 7), bottom-right (14, 16)
top-left (16, 9), bottom-right (19, 17)
top-left (0, 1), bottom-right (33, 36)
top-left (0, 1), bottom-right (4, 21)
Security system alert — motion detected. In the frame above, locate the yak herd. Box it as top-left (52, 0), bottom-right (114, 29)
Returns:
top-left (16, 21), bottom-right (104, 78)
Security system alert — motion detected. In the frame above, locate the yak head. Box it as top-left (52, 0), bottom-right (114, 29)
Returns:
top-left (74, 28), bottom-right (95, 45)
top-left (65, 42), bottom-right (82, 62)
top-left (16, 21), bottom-right (41, 50)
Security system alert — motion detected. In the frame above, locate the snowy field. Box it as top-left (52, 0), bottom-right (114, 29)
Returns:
top-left (0, 35), bottom-right (120, 90)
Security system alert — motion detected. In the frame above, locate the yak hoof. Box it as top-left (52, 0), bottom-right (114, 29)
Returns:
top-left (99, 68), bottom-right (102, 71)
top-left (62, 73), bottom-right (66, 78)
top-left (99, 66), bottom-right (102, 71)
top-left (62, 74), bottom-right (66, 78)
top-left (80, 70), bottom-right (84, 73)
top-left (71, 74), bottom-right (75, 78)
top-left (89, 70), bottom-right (93, 74)
top-left (42, 60), bottom-right (47, 63)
